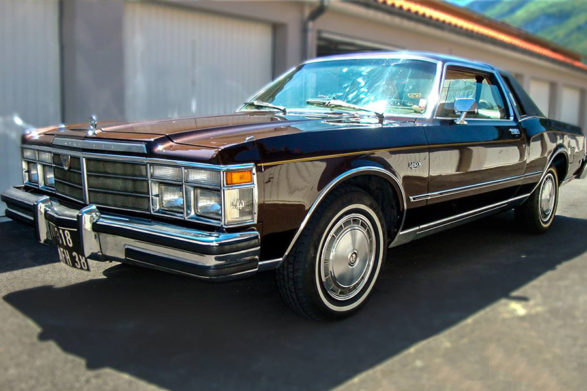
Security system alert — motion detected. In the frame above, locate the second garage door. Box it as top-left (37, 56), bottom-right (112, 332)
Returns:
top-left (124, 3), bottom-right (273, 121)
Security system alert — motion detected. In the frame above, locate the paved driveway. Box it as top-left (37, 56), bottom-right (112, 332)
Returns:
top-left (1, 179), bottom-right (586, 391)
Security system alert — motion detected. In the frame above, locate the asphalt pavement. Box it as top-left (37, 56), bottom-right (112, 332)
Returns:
top-left (1, 178), bottom-right (586, 391)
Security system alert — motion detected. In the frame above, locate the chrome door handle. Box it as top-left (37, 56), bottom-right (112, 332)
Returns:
top-left (509, 128), bottom-right (521, 136)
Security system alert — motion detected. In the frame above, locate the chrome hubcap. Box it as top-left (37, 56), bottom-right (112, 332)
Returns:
top-left (319, 213), bottom-right (376, 301)
top-left (539, 174), bottom-right (556, 222)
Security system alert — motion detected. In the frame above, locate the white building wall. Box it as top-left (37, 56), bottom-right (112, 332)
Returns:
top-left (529, 79), bottom-right (552, 116)
top-left (123, 2), bottom-right (273, 121)
top-left (0, 0), bottom-right (61, 216)
top-left (560, 86), bottom-right (581, 126)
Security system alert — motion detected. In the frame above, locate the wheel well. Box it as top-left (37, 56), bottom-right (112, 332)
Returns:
top-left (344, 175), bottom-right (402, 242)
top-left (551, 153), bottom-right (568, 185)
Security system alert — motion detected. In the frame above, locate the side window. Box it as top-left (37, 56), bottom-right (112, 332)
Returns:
top-left (436, 68), bottom-right (508, 120)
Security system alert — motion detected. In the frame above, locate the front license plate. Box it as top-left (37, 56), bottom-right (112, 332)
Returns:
top-left (49, 223), bottom-right (90, 271)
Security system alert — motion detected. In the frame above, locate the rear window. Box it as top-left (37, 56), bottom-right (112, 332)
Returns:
top-left (500, 72), bottom-right (544, 118)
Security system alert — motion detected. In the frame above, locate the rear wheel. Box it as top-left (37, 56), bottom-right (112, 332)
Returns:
top-left (516, 167), bottom-right (559, 233)
top-left (276, 186), bottom-right (388, 320)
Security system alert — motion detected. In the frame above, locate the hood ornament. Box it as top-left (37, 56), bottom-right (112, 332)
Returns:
top-left (60, 154), bottom-right (71, 170)
top-left (87, 114), bottom-right (98, 136)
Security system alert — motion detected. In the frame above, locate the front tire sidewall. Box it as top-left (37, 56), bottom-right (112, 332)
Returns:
top-left (309, 200), bottom-right (385, 315)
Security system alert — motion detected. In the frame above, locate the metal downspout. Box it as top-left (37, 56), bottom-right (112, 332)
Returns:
top-left (304, 0), bottom-right (328, 60)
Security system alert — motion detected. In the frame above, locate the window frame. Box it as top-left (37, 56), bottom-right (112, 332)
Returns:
top-left (434, 62), bottom-right (514, 122)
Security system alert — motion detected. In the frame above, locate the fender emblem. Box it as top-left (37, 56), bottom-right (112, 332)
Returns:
top-left (231, 199), bottom-right (246, 210)
top-left (408, 161), bottom-right (422, 169)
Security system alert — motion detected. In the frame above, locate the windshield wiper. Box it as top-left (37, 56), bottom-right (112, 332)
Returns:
top-left (244, 100), bottom-right (287, 114)
top-left (306, 98), bottom-right (384, 124)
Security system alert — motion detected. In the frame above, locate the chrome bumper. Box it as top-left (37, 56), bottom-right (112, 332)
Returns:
top-left (1, 187), bottom-right (261, 280)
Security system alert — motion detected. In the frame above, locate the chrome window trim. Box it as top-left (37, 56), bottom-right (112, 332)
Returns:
top-left (434, 61), bottom-right (515, 122)
top-left (495, 71), bottom-right (522, 121)
top-left (52, 138), bottom-right (148, 154)
top-left (410, 171), bottom-right (543, 202)
top-left (281, 166), bottom-right (407, 261)
top-left (22, 144), bottom-right (258, 228)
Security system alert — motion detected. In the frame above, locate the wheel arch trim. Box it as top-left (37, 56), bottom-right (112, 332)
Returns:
top-left (532, 146), bottom-right (568, 193)
top-left (280, 166), bottom-right (407, 262)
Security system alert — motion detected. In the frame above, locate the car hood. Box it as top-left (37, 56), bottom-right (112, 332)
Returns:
top-left (46, 112), bottom-right (323, 149)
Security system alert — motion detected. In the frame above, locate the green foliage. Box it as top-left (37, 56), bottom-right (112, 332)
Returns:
top-left (450, 0), bottom-right (587, 60)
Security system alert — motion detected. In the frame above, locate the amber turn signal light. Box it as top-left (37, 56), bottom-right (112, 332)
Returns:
top-left (225, 170), bottom-right (253, 185)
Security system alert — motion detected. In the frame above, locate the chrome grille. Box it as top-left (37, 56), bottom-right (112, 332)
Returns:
top-left (22, 145), bottom-right (257, 227)
top-left (53, 154), bottom-right (84, 202)
top-left (85, 159), bottom-right (150, 211)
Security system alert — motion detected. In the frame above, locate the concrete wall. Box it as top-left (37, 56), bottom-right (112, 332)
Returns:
top-left (56, 0), bottom-right (587, 127)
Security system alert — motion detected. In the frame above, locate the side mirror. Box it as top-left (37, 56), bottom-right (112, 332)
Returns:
top-left (453, 98), bottom-right (477, 124)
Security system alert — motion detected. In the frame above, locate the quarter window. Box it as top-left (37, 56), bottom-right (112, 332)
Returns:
top-left (436, 68), bottom-right (508, 120)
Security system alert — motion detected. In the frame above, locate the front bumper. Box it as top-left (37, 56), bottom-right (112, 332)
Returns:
top-left (1, 187), bottom-right (261, 280)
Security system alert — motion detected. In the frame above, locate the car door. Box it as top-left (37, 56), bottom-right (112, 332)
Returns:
top-left (421, 64), bottom-right (527, 208)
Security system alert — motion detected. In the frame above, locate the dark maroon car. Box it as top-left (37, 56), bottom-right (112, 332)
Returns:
top-left (3, 52), bottom-right (586, 319)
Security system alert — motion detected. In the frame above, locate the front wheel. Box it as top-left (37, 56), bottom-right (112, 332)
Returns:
top-left (516, 167), bottom-right (559, 233)
top-left (276, 186), bottom-right (388, 320)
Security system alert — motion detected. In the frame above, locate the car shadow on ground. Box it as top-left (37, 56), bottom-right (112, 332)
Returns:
top-left (0, 221), bottom-right (59, 273)
top-left (3, 212), bottom-right (587, 390)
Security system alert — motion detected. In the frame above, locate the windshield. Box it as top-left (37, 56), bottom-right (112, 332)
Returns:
top-left (240, 58), bottom-right (438, 117)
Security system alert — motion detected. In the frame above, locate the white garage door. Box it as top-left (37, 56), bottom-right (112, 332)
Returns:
top-left (0, 0), bottom-right (61, 216)
top-left (560, 86), bottom-right (580, 126)
top-left (529, 79), bottom-right (551, 117)
top-left (124, 3), bottom-right (273, 121)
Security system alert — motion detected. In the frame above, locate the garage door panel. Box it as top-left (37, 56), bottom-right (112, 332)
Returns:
top-left (561, 86), bottom-right (580, 126)
top-left (529, 79), bottom-right (550, 117)
top-left (124, 3), bottom-right (273, 121)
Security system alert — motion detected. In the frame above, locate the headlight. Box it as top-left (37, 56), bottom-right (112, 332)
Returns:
top-left (186, 169), bottom-right (220, 187)
top-left (151, 165), bottom-right (183, 182)
top-left (223, 187), bottom-right (254, 224)
top-left (38, 151), bottom-right (53, 164)
top-left (155, 183), bottom-right (184, 214)
top-left (195, 188), bottom-right (221, 219)
top-left (43, 166), bottom-right (55, 188)
top-left (149, 163), bottom-right (256, 226)
top-left (26, 161), bottom-right (39, 184)
top-left (22, 148), bottom-right (37, 161)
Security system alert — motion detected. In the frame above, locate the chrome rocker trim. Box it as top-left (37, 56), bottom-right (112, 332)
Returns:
top-left (391, 193), bottom-right (530, 247)
top-left (1, 187), bottom-right (260, 280)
